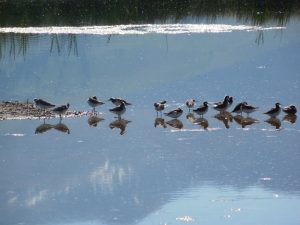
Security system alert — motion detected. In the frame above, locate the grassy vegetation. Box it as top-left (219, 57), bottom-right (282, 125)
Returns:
top-left (0, 0), bottom-right (299, 26)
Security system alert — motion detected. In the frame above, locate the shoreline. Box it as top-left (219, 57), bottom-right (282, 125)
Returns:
top-left (0, 100), bottom-right (88, 121)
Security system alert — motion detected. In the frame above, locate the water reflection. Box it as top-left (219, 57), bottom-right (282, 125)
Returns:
top-left (154, 117), bottom-right (167, 128)
top-left (214, 111), bottom-right (233, 129)
top-left (88, 115), bottom-right (104, 127)
top-left (193, 117), bottom-right (209, 130)
top-left (53, 122), bottom-right (70, 134)
top-left (233, 115), bottom-right (259, 128)
top-left (265, 117), bottom-right (282, 130)
top-left (35, 119), bottom-right (70, 134)
top-left (283, 114), bottom-right (297, 124)
top-left (2, 114), bottom-right (300, 225)
top-left (34, 120), bottom-right (53, 134)
top-left (109, 119), bottom-right (131, 135)
top-left (166, 119), bottom-right (183, 129)
top-left (50, 34), bottom-right (78, 56)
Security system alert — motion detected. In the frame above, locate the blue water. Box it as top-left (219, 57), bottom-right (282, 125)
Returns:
top-left (1, 19), bottom-right (300, 225)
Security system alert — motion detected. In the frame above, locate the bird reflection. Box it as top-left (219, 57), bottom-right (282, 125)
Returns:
top-left (35, 119), bottom-right (53, 134)
top-left (166, 119), bottom-right (183, 129)
top-left (53, 123), bottom-right (70, 134)
top-left (214, 111), bottom-right (233, 129)
top-left (265, 117), bottom-right (281, 129)
top-left (109, 119), bottom-right (131, 135)
top-left (283, 114), bottom-right (297, 124)
top-left (193, 117), bottom-right (209, 130)
top-left (186, 113), bottom-right (195, 123)
top-left (233, 115), bottom-right (258, 128)
top-left (35, 119), bottom-right (70, 134)
top-left (88, 115), bottom-right (104, 127)
top-left (154, 117), bottom-right (167, 128)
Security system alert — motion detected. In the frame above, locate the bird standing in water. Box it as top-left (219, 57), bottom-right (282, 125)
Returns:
top-left (52, 103), bottom-right (70, 119)
top-left (154, 100), bottom-right (167, 116)
top-left (186, 99), bottom-right (196, 112)
top-left (87, 96), bottom-right (104, 112)
top-left (109, 102), bottom-right (126, 119)
top-left (264, 103), bottom-right (281, 117)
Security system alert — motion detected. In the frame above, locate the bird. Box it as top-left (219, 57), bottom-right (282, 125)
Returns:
top-left (164, 108), bottom-right (183, 118)
top-left (213, 95), bottom-right (230, 106)
top-left (193, 101), bottom-right (209, 117)
top-left (241, 103), bottom-right (258, 116)
top-left (282, 104), bottom-right (297, 115)
top-left (232, 102), bottom-right (247, 114)
top-left (186, 99), bottom-right (196, 111)
top-left (213, 96), bottom-right (230, 112)
top-left (87, 96), bottom-right (104, 112)
top-left (33, 98), bottom-right (55, 111)
top-left (154, 100), bottom-right (167, 115)
top-left (228, 96), bottom-right (233, 107)
top-left (108, 97), bottom-right (131, 106)
top-left (109, 102), bottom-right (126, 119)
top-left (264, 103), bottom-right (281, 117)
top-left (52, 103), bottom-right (70, 119)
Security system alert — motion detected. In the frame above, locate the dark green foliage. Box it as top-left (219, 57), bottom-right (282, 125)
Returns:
top-left (0, 0), bottom-right (299, 26)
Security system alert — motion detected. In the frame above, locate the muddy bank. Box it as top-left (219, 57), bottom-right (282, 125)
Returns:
top-left (0, 100), bottom-right (88, 120)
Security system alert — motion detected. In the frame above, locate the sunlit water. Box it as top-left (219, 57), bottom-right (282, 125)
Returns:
top-left (1, 19), bottom-right (300, 225)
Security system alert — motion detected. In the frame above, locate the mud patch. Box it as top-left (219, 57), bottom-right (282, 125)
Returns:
top-left (0, 101), bottom-right (88, 120)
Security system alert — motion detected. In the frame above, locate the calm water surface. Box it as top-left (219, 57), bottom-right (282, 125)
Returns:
top-left (1, 18), bottom-right (300, 225)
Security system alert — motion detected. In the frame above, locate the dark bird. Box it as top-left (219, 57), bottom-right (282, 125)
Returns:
top-left (52, 103), bottom-right (70, 119)
top-left (108, 97), bottom-right (131, 106)
top-left (232, 102), bottom-right (247, 114)
top-left (213, 96), bottom-right (230, 112)
top-left (164, 108), bottom-right (183, 118)
top-left (241, 103), bottom-right (258, 116)
top-left (264, 103), bottom-right (281, 117)
top-left (109, 102), bottom-right (126, 119)
top-left (193, 101), bottom-right (209, 117)
top-left (34, 98), bottom-right (55, 111)
top-left (87, 96), bottom-right (104, 112)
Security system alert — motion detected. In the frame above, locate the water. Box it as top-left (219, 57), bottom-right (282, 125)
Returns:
top-left (1, 13), bottom-right (300, 225)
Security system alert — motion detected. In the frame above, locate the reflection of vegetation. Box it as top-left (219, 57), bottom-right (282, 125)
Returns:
top-left (50, 34), bottom-right (78, 56)
top-left (0, 0), bottom-right (299, 27)
top-left (0, 33), bottom-right (78, 59)
top-left (0, 0), bottom-right (299, 59)
top-left (0, 33), bottom-right (31, 59)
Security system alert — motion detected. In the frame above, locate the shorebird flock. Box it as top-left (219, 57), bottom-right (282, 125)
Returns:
top-left (34, 96), bottom-right (297, 124)
top-left (156, 96), bottom-right (297, 118)
top-left (34, 97), bottom-right (132, 120)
